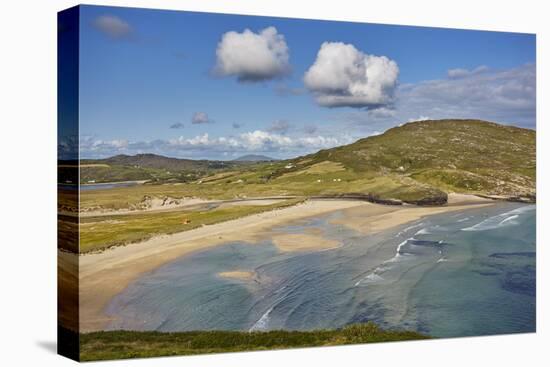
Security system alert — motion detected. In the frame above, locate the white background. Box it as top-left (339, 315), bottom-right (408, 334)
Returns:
top-left (0, 0), bottom-right (547, 365)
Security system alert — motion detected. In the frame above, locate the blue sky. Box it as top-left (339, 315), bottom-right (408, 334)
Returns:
top-left (77, 5), bottom-right (536, 159)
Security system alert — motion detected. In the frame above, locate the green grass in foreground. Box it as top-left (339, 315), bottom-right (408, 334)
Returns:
top-left (78, 198), bottom-right (305, 253)
top-left (79, 323), bottom-right (429, 361)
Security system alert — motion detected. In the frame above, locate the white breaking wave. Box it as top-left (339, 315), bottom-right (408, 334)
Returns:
top-left (249, 306), bottom-right (274, 331)
top-left (356, 238), bottom-right (414, 287)
top-left (388, 238), bottom-right (416, 262)
top-left (355, 272), bottom-right (384, 286)
top-left (415, 228), bottom-right (432, 235)
top-left (391, 238), bottom-right (411, 260)
top-left (461, 206), bottom-right (535, 232)
top-left (394, 222), bottom-right (425, 238)
top-left (499, 214), bottom-right (519, 225)
top-left (249, 285), bottom-right (289, 332)
top-left (405, 222), bottom-right (424, 231)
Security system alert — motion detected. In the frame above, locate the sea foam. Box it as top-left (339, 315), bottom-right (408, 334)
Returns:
top-left (249, 306), bottom-right (273, 332)
top-left (461, 206), bottom-right (534, 232)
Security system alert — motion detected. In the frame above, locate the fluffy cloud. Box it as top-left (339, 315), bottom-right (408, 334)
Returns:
top-left (215, 27), bottom-right (290, 82)
top-left (338, 64), bottom-right (535, 131)
top-left (304, 42), bottom-right (399, 108)
top-left (407, 116), bottom-right (431, 122)
top-left (239, 130), bottom-right (292, 149)
top-left (93, 139), bottom-right (128, 149)
top-left (368, 106), bottom-right (396, 119)
top-left (191, 112), bottom-right (213, 124)
top-left (447, 65), bottom-right (489, 79)
top-left (93, 15), bottom-right (132, 39)
top-left (160, 130), bottom-right (351, 157)
top-left (170, 122), bottom-right (184, 129)
top-left (58, 135), bottom-right (79, 160)
top-left (267, 120), bottom-right (290, 134)
top-left (79, 137), bottom-right (130, 156)
top-left (397, 64), bottom-right (535, 127)
top-left (80, 130), bottom-right (353, 159)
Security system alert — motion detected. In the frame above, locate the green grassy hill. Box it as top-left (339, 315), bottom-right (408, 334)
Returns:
top-left (277, 119), bottom-right (535, 203)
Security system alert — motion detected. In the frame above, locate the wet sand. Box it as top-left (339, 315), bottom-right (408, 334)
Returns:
top-left (272, 233), bottom-right (340, 252)
top-left (218, 271), bottom-right (256, 280)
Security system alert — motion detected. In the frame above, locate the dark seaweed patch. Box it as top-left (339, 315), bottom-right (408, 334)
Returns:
top-left (501, 265), bottom-right (536, 297)
top-left (489, 252), bottom-right (535, 259)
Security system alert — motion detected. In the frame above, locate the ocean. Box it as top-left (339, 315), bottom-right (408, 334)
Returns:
top-left (105, 202), bottom-right (536, 338)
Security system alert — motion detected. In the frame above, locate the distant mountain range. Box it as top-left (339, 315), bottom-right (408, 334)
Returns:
top-left (76, 153), bottom-right (248, 184)
top-left (85, 153), bottom-right (234, 171)
top-left (233, 154), bottom-right (277, 162)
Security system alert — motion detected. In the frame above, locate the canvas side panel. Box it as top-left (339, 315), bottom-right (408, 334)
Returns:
top-left (57, 5), bottom-right (80, 362)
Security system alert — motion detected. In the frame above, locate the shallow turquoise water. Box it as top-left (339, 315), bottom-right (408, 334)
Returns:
top-left (106, 202), bottom-right (536, 338)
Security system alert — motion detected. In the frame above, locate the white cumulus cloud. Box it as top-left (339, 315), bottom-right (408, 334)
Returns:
top-left (80, 130), bottom-right (353, 159)
top-left (93, 15), bottom-right (133, 39)
top-left (266, 120), bottom-right (290, 134)
top-left (368, 106), bottom-right (396, 119)
top-left (407, 116), bottom-right (431, 122)
top-left (447, 65), bottom-right (489, 79)
top-left (191, 112), bottom-right (213, 124)
top-left (215, 27), bottom-right (290, 82)
top-left (397, 64), bottom-right (535, 127)
top-left (304, 42), bottom-right (399, 108)
top-left (240, 130), bottom-right (292, 149)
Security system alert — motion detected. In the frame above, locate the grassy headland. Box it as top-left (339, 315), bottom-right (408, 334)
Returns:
top-left (79, 323), bottom-right (428, 361)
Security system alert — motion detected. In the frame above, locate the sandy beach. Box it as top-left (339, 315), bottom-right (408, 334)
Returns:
top-left (76, 194), bottom-right (495, 332)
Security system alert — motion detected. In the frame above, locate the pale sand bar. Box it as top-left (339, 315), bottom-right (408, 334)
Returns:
top-left (272, 233), bottom-right (340, 252)
top-left (218, 271), bottom-right (256, 280)
top-left (77, 194), bottom-right (494, 331)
